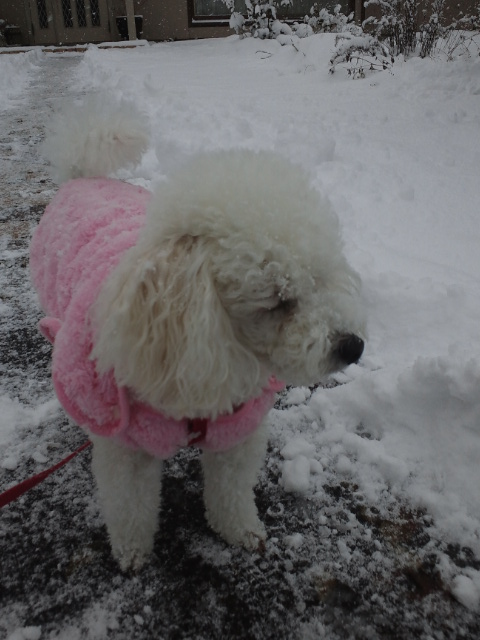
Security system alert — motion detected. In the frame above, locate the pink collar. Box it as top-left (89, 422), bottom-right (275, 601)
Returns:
top-left (108, 377), bottom-right (286, 457)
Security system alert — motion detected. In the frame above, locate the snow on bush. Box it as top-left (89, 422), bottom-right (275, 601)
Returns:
top-left (364, 0), bottom-right (418, 57)
top-left (228, 0), bottom-right (480, 76)
top-left (308, 3), bottom-right (356, 34)
top-left (227, 0), bottom-right (287, 38)
top-left (329, 32), bottom-right (394, 78)
top-left (227, 0), bottom-right (311, 40)
top-left (419, 0), bottom-right (480, 58)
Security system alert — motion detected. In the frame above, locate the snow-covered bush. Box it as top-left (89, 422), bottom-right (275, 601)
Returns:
top-left (291, 21), bottom-right (314, 38)
top-left (227, 0), bottom-right (480, 76)
top-left (229, 10), bottom-right (246, 34)
top-left (418, 0), bottom-right (446, 57)
top-left (439, 22), bottom-right (480, 60)
top-left (329, 32), bottom-right (394, 78)
top-left (228, 0), bottom-right (295, 39)
top-left (250, 2), bottom-right (280, 39)
top-left (363, 0), bottom-right (417, 57)
top-left (363, 0), bottom-right (480, 60)
top-left (418, 0), bottom-right (480, 58)
top-left (334, 0), bottom-right (479, 76)
top-left (308, 3), bottom-right (357, 34)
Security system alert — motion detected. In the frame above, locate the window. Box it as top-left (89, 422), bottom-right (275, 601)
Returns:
top-left (191, 0), bottom-right (232, 20)
top-left (91, 0), bottom-right (101, 26)
top-left (76, 0), bottom-right (87, 27)
top-left (191, 1), bottom-right (348, 23)
top-left (36, 0), bottom-right (49, 29)
top-left (61, 0), bottom-right (74, 28)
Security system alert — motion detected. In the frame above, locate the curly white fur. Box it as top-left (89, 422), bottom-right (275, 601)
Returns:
top-left (91, 151), bottom-right (364, 421)
top-left (43, 97), bottom-right (366, 570)
top-left (42, 94), bottom-right (149, 183)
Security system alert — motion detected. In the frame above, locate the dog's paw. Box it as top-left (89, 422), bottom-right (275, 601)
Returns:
top-left (239, 528), bottom-right (267, 554)
top-left (207, 511), bottom-right (267, 552)
top-left (113, 544), bottom-right (150, 573)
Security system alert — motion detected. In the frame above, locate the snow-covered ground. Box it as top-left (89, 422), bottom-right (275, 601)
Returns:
top-left (1, 35), bottom-right (480, 638)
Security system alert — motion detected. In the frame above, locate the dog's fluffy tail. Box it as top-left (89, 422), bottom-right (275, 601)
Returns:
top-left (43, 95), bottom-right (149, 183)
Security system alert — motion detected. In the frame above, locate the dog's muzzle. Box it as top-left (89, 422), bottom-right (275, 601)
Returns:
top-left (334, 334), bottom-right (364, 366)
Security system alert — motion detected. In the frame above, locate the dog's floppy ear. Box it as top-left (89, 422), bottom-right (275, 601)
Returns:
top-left (91, 235), bottom-right (260, 420)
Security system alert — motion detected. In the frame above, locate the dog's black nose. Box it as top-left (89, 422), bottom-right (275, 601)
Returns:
top-left (335, 334), bottom-right (364, 366)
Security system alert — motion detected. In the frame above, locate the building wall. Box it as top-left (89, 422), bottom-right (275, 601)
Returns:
top-left (1, 3), bottom-right (27, 27)
top-left (1, 1), bottom-right (477, 48)
top-left (363, 0), bottom-right (479, 27)
top-left (1, 1), bottom-right (118, 46)
top-left (129, 0), bottom-right (231, 41)
top-left (1, 2), bottom-right (30, 44)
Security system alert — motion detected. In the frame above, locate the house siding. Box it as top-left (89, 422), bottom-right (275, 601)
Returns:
top-left (1, 1), bottom-right (477, 48)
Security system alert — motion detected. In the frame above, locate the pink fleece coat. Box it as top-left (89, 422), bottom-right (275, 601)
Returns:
top-left (30, 178), bottom-right (284, 459)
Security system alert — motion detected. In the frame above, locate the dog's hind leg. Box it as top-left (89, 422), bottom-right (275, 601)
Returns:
top-left (91, 435), bottom-right (163, 571)
top-left (201, 421), bottom-right (268, 551)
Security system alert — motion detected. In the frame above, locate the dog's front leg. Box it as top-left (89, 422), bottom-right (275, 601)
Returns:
top-left (91, 435), bottom-right (163, 571)
top-left (201, 420), bottom-right (268, 551)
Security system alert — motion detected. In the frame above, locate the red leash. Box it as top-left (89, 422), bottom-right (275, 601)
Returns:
top-left (0, 441), bottom-right (92, 508)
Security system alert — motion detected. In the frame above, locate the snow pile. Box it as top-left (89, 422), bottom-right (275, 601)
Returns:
top-left (281, 436), bottom-right (318, 493)
top-left (0, 50), bottom-right (40, 109)
top-left (0, 396), bottom-right (60, 472)
top-left (308, 348), bottom-right (480, 551)
top-left (7, 626), bottom-right (41, 640)
top-left (452, 573), bottom-right (480, 611)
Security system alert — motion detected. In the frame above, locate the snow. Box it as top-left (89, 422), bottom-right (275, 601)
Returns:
top-left (282, 454), bottom-right (312, 493)
top-left (1, 33), bottom-right (480, 636)
top-left (451, 572), bottom-right (480, 611)
top-left (0, 50), bottom-right (41, 109)
top-left (0, 396), bottom-right (61, 471)
top-left (6, 627), bottom-right (42, 640)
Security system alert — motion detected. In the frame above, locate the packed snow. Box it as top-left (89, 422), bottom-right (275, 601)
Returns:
top-left (1, 32), bottom-right (480, 635)
top-left (0, 50), bottom-right (41, 110)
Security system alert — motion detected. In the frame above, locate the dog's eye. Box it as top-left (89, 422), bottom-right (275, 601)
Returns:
top-left (271, 298), bottom-right (297, 314)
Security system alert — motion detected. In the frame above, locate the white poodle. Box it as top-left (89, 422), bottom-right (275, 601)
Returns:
top-left (30, 98), bottom-right (365, 570)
